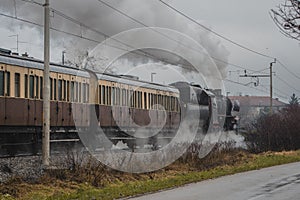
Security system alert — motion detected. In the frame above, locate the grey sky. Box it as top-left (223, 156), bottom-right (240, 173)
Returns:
top-left (172, 0), bottom-right (300, 100)
top-left (0, 0), bottom-right (299, 102)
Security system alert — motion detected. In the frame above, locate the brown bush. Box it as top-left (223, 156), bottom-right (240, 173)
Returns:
top-left (245, 105), bottom-right (300, 153)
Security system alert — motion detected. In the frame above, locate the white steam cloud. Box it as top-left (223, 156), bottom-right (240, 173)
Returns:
top-left (0, 0), bottom-right (229, 79)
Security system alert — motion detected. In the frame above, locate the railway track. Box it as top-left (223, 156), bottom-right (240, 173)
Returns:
top-left (0, 131), bottom-right (83, 158)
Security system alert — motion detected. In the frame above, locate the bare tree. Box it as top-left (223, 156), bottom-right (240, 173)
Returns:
top-left (271, 0), bottom-right (300, 41)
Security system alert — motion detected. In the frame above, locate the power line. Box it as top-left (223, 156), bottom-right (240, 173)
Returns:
top-left (14, 0), bottom-right (220, 71)
top-left (225, 79), bottom-right (269, 94)
top-left (4, 1), bottom-right (300, 97)
top-left (1, 10), bottom-right (186, 70)
top-left (260, 85), bottom-right (288, 100)
top-left (273, 87), bottom-right (290, 97)
top-left (277, 60), bottom-right (300, 80)
top-left (275, 76), bottom-right (300, 93)
top-left (0, 14), bottom-right (291, 101)
top-left (225, 78), bottom-right (287, 100)
top-left (157, 0), bottom-right (300, 82)
top-left (158, 0), bottom-right (275, 60)
top-left (93, 0), bottom-right (279, 76)
top-left (16, 0), bottom-right (278, 75)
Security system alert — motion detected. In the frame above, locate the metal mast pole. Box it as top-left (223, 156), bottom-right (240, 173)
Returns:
top-left (42, 0), bottom-right (50, 166)
top-left (269, 59), bottom-right (276, 114)
top-left (270, 62), bottom-right (273, 114)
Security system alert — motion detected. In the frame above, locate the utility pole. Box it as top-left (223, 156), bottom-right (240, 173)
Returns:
top-left (240, 59), bottom-right (276, 114)
top-left (270, 59), bottom-right (276, 114)
top-left (42, 0), bottom-right (50, 166)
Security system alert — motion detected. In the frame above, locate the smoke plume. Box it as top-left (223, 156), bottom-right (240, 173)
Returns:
top-left (0, 0), bottom-right (229, 79)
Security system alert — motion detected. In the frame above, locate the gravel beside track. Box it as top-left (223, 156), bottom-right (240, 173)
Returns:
top-left (0, 156), bottom-right (44, 183)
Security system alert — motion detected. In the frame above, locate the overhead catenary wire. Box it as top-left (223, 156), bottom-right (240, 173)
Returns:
top-left (95, 0), bottom-right (300, 92)
top-left (225, 79), bottom-right (270, 94)
top-left (12, 0), bottom-right (269, 74)
top-left (18, 0), bottom-right (292, 78)
top-left (158, 0), bottom-right (275, 60)
top-left (277, 60), bottom-right (300, 80)
top-left (158, 0), bottom-right (300, 82)
top-left (0, 12), bottom-right (292, 100)
top-left (275, 76), bottom-right (300, 93)
top-left (3, 0), bottom-right (299, 99)
top-left (93, 0), bottom-right (278, 75)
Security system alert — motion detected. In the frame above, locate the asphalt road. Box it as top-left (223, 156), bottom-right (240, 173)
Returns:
top-left (128, 162), bottom-right (300, 200)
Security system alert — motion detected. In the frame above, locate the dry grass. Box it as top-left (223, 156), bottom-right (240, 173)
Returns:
top-left (1, 148), bottom-right (300, 200)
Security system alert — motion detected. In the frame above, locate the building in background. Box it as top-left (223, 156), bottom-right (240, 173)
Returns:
top-left (229, 96), bottom-right (287, 130)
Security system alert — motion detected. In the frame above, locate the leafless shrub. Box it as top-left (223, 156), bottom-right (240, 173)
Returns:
top-left (245, 105), bottom-right (300, 153)
top-left (42, 151), bottom-right (110, 187)
top-left (177, 141), bottom-right (247, 170)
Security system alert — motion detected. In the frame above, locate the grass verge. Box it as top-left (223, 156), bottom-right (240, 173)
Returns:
top-left (1, 150), bottom-right (300, 200)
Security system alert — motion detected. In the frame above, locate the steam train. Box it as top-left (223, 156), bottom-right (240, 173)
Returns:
top-left (0, 48), bottom-right (239, 156)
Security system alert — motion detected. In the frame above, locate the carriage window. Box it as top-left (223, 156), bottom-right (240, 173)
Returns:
top-left (63, 80), bottom-right (66, 101)
top-left (111, 87), bottom-right (115, 105)
top-left (101, 85), bottom-right (105, 105)
top-left (71, 81), bottom-right (75, 102)
top-left (14, 73), bottom-right (20, 97)
top-left (25, 75), bottom-right (28, 98)
top-left (130, 90), bottom-right (134, 107)
top-left (144, 92), bottom-right (147, 109)
top-left (109, 86), bottom-right (112, 105)
top-left (29, 75), bottom-right (34, 99)
top-left (148, 94), bottom-right (151, 109)
top-left (176, 98), bottom-right (179, 112)
top-left (58, 80), bottom-right (62, 101)
top-left (6, 72), bottom-right (10, 96)
top-left (54, 79), bottom-right (57, 100)
top-left (40, 77), bottom-right (43, 99)
top-left (66, 81), bottom-right (69, 101)
top-left (134, 91), bottom-right (137, 108)
top-left (126, 90), bottom-right (129, 107)
top-left (136, 91), bottom-right (139, 108)
top-left (165, 96), bottom-right (168, 111)
top-left (116, 88), bottom-right (120, 105)
top-left (82, 83), bottom-right (86, 103)
top-left (171, 97), bottom-right (174, 111)
top-left (158, 95), bottom-right (161, 109)
top-left (35, 76), bottom-right (39, 99)
top-left (122, 89), bottom-right (126, 106)
top-left (0, 71), bottom-right (4, 96)
top-left (85, 83), bottom-right (89, 103)
top-left (139, 92), bottom-right (142, 109)
top-left (155, 94), bottom-right (158, 109)
top-left (50, 78), bottom-right (53, 100)
top-left (78, 82), bottom-right (82, 103)
top-left (74, 82), bottom-right (78, 102)
top-left (98, 85), bottom-right (101, 104)
top-left (105, 86), bottom-right (109, 105)
top-left (137, 92), bottom-right (140, 109)
top-left (151, 94), bottom-right (154, 109)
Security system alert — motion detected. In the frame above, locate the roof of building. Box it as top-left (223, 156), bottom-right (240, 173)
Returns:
top-left (229, 96), bottom-right (287, 107)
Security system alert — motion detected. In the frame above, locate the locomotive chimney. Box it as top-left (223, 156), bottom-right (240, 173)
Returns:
top-left (22, 52), bottom-right (29, 57)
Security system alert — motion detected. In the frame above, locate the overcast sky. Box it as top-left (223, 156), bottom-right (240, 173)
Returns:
top-left (172, 0), bottom-right (300, 101)
top-left (0, 0), bottom-right (299, 102)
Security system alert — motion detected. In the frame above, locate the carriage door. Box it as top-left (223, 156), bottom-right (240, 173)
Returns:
top-left (0, 64), bottom-right (6, 125)
top-left (27, 69), bottom-right (38, 126)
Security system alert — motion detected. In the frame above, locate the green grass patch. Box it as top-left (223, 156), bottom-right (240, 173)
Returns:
top-left (1, 150), bottom-right (300, 200)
